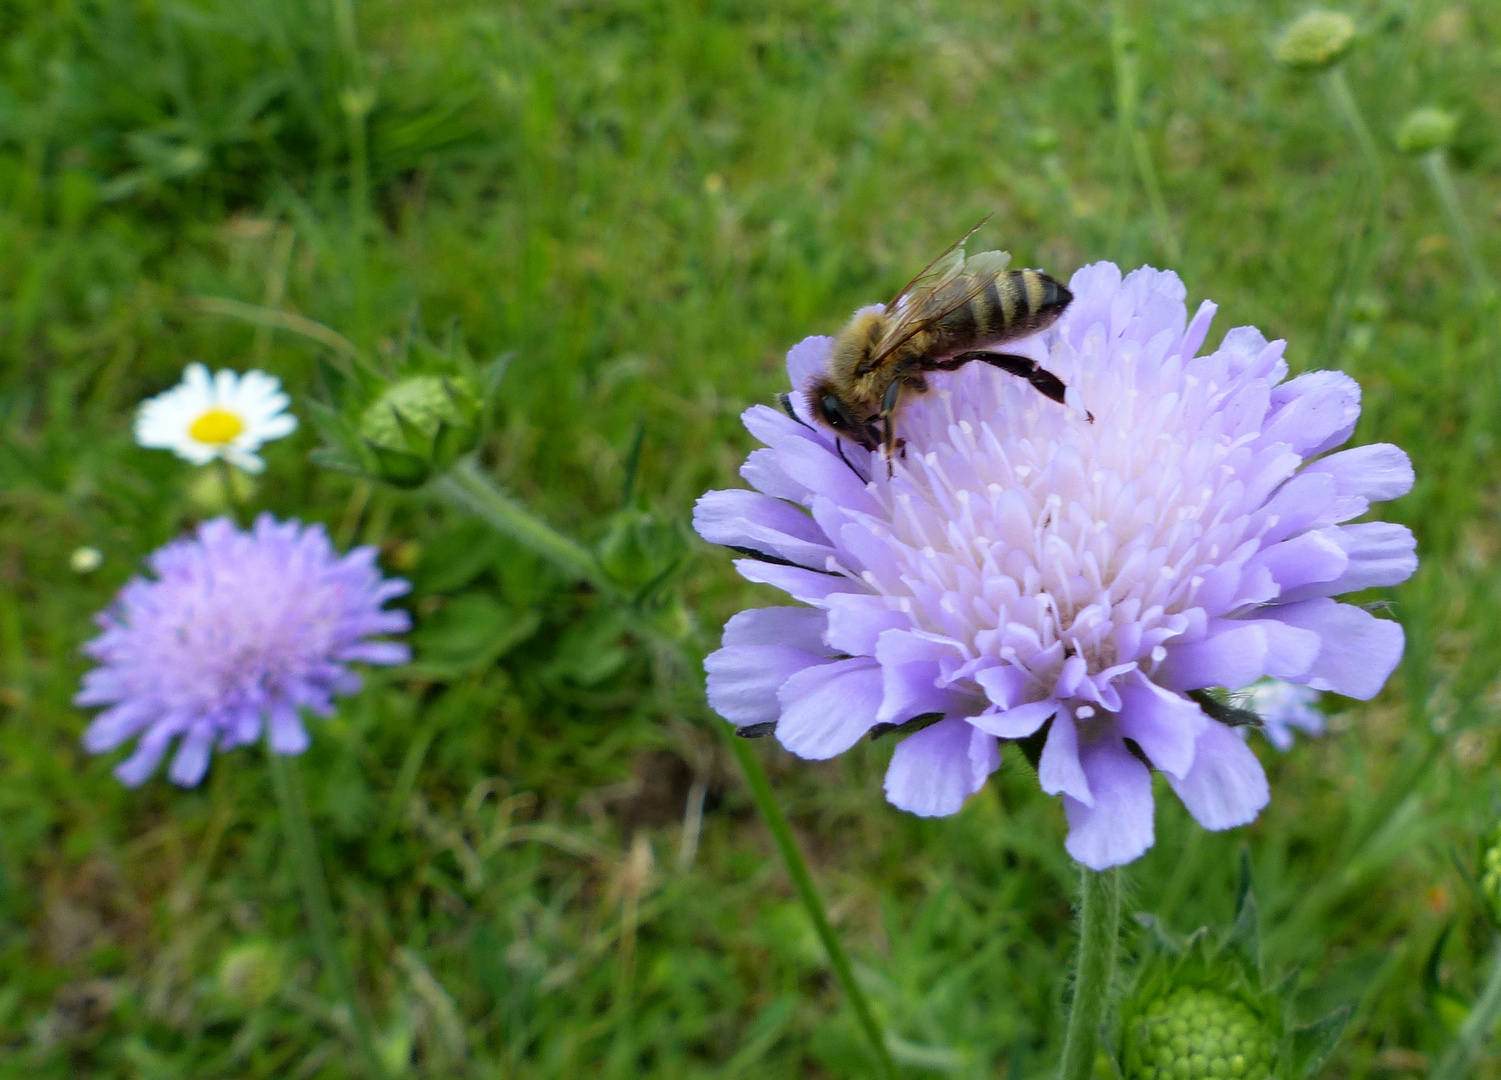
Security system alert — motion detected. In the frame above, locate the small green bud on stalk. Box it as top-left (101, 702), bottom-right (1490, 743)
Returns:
top-left (597, 508), bottom-right (687, 593)
top-left (69, 546), bottom-right (103, 574)
top-left (355, 374), bottom-right (483, 488)
top-left (1480, 826), bottom-right (1501, 925)
top-left (1395, 107), bottom-right (1458, 156)
top-left (1273, 10), bottom-right (1357, 70)
top-left (217, 941), bottom-right (283, 1011)
top-left (307, 329), bottom-right (507, 490)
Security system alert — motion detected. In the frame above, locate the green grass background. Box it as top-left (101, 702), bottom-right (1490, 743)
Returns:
top-left (2, 0), bottom-right (1500, 1076)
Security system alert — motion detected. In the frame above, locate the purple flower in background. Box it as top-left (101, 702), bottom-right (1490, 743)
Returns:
top-left (1242, 679), bottom-right (1326, 751)
top-left (696, 263), bottom-right (1416, 869)
top-left (77, 515), bottom-right (411, 787)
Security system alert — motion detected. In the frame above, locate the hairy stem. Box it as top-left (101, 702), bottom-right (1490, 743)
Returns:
top-left (1058, 867), bottom-right (1122, 1080)
top-left (214, 458), bottom-right (246, 525)
top-left (1317, 66), bottom-right (1384, 363)
top-left (1432, 935), bottom-right (1501, 1080)
top-left (433, 459), bottom-right (892, 1072)
top-left (1421, 149), bottom-right (1494, 300)
top-left (1109, 1), bottom-right (1179, 262)
top-left (434, 459), bottom-right (608, 590)
top-left (267, 747), bottom-right (390, 1079)
top-left (727, 737), bottom-right (899, 1080)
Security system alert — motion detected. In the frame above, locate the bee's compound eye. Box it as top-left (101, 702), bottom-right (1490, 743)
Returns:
top-left (820, 396), bottom-right (847, 429)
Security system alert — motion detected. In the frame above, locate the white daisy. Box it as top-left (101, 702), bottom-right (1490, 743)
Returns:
top-left (135, 363), bottom-right (297, 474)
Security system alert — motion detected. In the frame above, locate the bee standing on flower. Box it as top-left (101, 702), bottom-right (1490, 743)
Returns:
top-left (696, 262), bottom-right (1417, 870)
top-left (804, 218), bottom-right (1078, 472)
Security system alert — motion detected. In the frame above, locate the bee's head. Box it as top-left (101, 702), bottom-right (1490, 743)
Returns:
top-left (806, 377), bottom-right (880, 451)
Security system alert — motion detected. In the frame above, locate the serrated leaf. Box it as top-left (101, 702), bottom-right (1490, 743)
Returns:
top-left (479, 352), bottom-right (512, 398)
top-left (1424, 922), bottom-right (1453, 996)
top-left (1133, 913), bottom-right (1188, 956)
top-left (308, 447), bottom-right (370, 477)
top-left (1230, 849), bottom-right (1262, 981)
top-left (1290, 1006), bottom-right (1350, 1078)
top-left (405, 595), bottom-right (541, 680)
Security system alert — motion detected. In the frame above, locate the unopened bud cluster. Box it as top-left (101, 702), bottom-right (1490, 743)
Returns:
top-left (308, 335), bottom-right (506, 489)
top-left (1273, 10), bottom-right (1357, 70)
top-left (1125, 987), bottom-right (1275, 1080)
top-left (1481, 827), bottom-right (1501, 924)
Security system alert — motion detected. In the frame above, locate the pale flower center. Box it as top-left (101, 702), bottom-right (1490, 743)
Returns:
top-left (189, 407), bottom-right (245, 445)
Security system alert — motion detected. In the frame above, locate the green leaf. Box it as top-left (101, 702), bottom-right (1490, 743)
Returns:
top-left (1290, 1006), bottom-right (1350, 1078)
top-left (406, 595), bottom-right (541, 680)
top-left (1230, 847), bottom-right (1262, 980)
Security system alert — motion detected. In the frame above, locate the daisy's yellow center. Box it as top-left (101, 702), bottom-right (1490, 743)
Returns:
top-left (189, 408), bottom-right (245, 445)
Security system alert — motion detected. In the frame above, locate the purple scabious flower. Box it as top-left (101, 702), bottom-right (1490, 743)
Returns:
top-left (76, 515), bottom-right (412, 788)
top-left (695, 263), bottom-right (1416, 869)
top-left (1241, 679), bottom-right (1326, 751)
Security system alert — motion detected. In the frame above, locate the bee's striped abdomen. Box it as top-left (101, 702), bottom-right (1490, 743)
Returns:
top-left (939, 269), bottom-right (1072, 352)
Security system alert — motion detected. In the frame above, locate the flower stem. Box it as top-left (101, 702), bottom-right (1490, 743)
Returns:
top-left (432, 459), bottom-right (893, 1072)
top-left (726, 736), bottom-right (899, 1080)
top-left (1322, 67), bottom-right (1383, 193)
top-left (1421, 149), bottom-right (1494, 302)
top-left (1431, 935), bottom-right (1501, 1080)
top-left (434, 459), bottom-right (609, 591)
top-left (1058, 866), bottom-right (1122, 1080)
top-left (1317, 66), bottom-right (1384, 365)
top-left (215, 458), bottom-right (245, 525)
top-left (266, 746), bottom-right (390, 1080)
top-left (1109, 0), bottom-right (1179, 263)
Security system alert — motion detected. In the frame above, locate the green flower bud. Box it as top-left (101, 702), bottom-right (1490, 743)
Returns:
top-left (1125, 988), bottom-right (1275, 1080)
top-left (69, 546), bottom-right (104, 574)
top-left (1480, 825), bottom-right (1501, 925)
top-left (1395, 107), bottom-right (1458, 155)
top-left (1273, 10), bottom-right (1358, 70)
top-left (597, 508), bottom-right (687, 592)
top-left (216, 941), bottom-right (283, 1011)
top-left (357, 374), bottom-right (483, 488)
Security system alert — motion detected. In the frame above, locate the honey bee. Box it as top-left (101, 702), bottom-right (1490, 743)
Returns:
top-left (799, 219), bottom-right (1078, 472)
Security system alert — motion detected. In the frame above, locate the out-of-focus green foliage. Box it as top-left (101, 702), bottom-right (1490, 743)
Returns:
top-left (1, 0), bottom-right (1500, 1076)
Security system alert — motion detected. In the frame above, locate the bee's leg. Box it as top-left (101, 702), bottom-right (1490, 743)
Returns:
top-left (880, 380), bottom-right (902, 477)
top-left (961, 351), bottom-right (1094, 422)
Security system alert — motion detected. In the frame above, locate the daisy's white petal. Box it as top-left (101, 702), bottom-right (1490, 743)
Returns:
top-left (234, 370), bottom-right (283, 406)
top-left (183, 363), bottom-right (214, 399)
top-left (135, 410), bottom-right (182, 447)
top-left (236, 388), bottom-right (287, 422)
top-left (251, 413), bottom-right (298, 441)
top-left (212, 368), bottom-right (240, 405)
top-left (224, 448), bottom-right (266, 474)
top-left (178, 442), bottom-right (219, 465)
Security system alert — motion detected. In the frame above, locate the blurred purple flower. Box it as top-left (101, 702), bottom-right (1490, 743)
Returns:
top-left (1242, 679), bottom-right (1326, 751)
top-left (696, 263), bottom-right (1416, 869)
top-left (77, 515), bottom-right (411, 787)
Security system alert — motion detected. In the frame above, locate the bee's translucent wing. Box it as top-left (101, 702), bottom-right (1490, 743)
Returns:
top-left (883, 213), bottom-right (993, 312)
top-left (868, 253), bottom-right (1010, 367)
top-left (961, 249), bottom-right (1011, 277)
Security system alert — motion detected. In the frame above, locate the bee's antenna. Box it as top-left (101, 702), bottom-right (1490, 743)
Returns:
top-left (777, 392), bottom-right (812, 429)
top-left (834, 438), bottom-right (870, 484)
